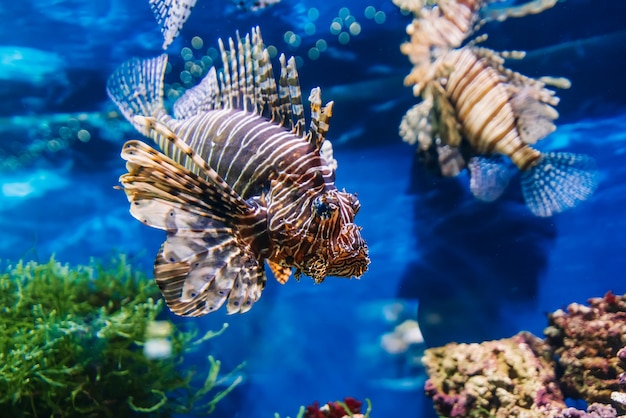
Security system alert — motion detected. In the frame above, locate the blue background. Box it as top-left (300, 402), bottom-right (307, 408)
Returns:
top-left (1, 0), bottom-right (625, 416)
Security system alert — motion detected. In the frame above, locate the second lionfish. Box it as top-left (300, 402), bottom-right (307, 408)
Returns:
top-left (396, 0), bottom-right (598, 216)
top-left (107, 27), bottom-right (369, 316)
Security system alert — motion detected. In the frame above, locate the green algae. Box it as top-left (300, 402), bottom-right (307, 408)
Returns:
top-left (0, 255), bottom-right (240, 417)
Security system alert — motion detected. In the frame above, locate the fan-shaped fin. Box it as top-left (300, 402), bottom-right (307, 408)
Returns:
top-left (469, 155), bottom-right (515, 202)
top-left (106, 54), bottom-right (168, 135)
top-left (149, 0), bottom-right (198, 50)
top-left (118, 139), bottom-right (267, 315)
top-left (522, 152), bottom-right (598, 217)
top-left (154, 221), bottom-right (266, 316)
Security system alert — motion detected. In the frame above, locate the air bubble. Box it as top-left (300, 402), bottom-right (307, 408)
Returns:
top-left (349, 22), bottom-right (362, 36)
top-left (338, 32), bottom-right (350, 45)
top-left (330, 21), bottom-right (342, 35)
top-left (180, 70), bottom-right (193, 84)
top-left (316, 39), bottom-right (327, 52)
top-left (374, 11), bottom-right (386, 24)
top-left (191, 36), bottom-right (204, 49)
top-left (338, 7), bottom-right (350, 19)
top-left (206, 47), bottom-right (219, 60)
top-left (267, 45), bottom-right (278, 58)
top-left (308, 47), bottom-right (320, 60)
top-left (307, 7), bottom-right (319, 20)
top-left (59, 126), bottom-right (72, 140)
top-left (190, 63), bottom-right (203, 77)
top-left (201, 55), bottom-right (213, 67)
top-left (364, 6), bottom-right (376, 19)
top-left (344, 15), bottom-right (356, 27)
top-left (304, 22), bottom-right (316, 36)
top-left (77, 129), bottom-right (91, 142)
top-left (181, 47), bottom-right (194, 61)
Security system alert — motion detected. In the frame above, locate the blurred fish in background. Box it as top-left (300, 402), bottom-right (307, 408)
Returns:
top-left (396, 0), bottom-right (598, 217)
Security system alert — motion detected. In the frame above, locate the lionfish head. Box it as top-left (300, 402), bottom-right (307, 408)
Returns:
top-left (307, 189), bottom-right (369, 280)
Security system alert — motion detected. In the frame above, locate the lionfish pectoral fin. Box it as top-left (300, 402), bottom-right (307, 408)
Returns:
top-left (521, 152), bottom-right (598, 217)
top-left (119, 140), bottom-right (267, 315)
top-left (468, 155), bottom-right (516, 202)
top-left (155, 223), bottom-right (267, 316)
top-left (119, 140), bottom-right (252, 222)
top-left (267, 259), bottom-right (292, 284)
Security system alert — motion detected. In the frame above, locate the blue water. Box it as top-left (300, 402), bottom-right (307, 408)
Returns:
top-left (1, 0), bottom-right (625, 416)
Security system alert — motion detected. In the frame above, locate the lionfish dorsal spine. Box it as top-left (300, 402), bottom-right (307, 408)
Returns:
top-left (284, 56), bottom-right (306, 137)
top-left (307, 87), bottom-right (334, 151)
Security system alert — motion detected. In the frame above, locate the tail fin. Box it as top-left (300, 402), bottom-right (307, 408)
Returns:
top-left (106, 54), bottom-right (168, 136)
top-left (521, 152), bottom-right (598, 217)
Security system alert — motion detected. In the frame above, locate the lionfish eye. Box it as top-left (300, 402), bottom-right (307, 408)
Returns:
top-left (313, 197), bottom-right (337, 220)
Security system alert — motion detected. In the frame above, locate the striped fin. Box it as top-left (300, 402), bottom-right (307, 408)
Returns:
top-left (149, 0), bottom-right (197, 50)
top-left (134, 115), bottom-right (250, 207)
top-left (120, 140), bottom-right (250, 222)
top-left (118, 140), bottom-right (266, 315)
top-left (307, 87), bottom-right (334, 151)
top-left (173, 67), bottom-right (221, 119)
top-left (106, 54), bottom-right (168, 136)
top-left (521, 152), bottom-right (597, 217)
top-left (468, 155), bottom-right (515, 202)
top-left (267, 259), bottom-right (292, 284)
top-left (170, 26), bottom-right (332, 142)
top-left (154, 226), bottom-right (266, 316)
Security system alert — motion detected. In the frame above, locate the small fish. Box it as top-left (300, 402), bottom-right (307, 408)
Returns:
top-left (107, 28), bottom-right (369, 316)
top-left (398, 1), bottom-right (598, 216)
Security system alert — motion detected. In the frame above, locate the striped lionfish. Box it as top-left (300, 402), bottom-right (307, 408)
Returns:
top-left (107, 27), bottom-right (369, 316)
top-left (396, 0), bottom-right (598, 216)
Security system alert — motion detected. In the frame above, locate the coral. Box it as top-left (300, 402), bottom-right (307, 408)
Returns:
top-left (422, 331), bottom-right (566, 417)
top-left (0, 256), bottom-right (241, 417)
top-left (544, 291), bottom-right (626, 414)
top-left (303, 397), bottom-right (370, 418)
top-left (275, 398), bottom-right (371, 418)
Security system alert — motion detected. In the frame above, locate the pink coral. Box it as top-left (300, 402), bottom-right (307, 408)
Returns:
top-left (544, 292), bottom-right (626, 412)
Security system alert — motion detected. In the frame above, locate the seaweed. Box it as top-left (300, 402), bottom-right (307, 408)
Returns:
top-left (0, 255), bottom-right (241, 417)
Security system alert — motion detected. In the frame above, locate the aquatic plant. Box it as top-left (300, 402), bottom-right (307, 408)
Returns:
top-left (0, 255), bottom-right (241, 417)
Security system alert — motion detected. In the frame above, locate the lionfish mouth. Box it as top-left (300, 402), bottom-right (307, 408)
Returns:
top-left (326, 223), bottom-right (370, 278)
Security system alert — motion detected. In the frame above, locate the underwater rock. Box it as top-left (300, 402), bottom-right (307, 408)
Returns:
top-left (544, 292), bottom-right (626, 414)
top-left (422, 331), bottom-right (567, 417)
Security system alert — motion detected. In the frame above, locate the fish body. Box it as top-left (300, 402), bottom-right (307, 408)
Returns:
top-left (107, 28), bottom-right (369, 316)
top-left (398, 1), bottom-right (598, 217)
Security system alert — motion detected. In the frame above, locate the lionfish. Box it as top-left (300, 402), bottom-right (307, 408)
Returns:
top-left (107, 27), bottom-right (369, 316)
top-left (396, 0), bottom-right (598, 216)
